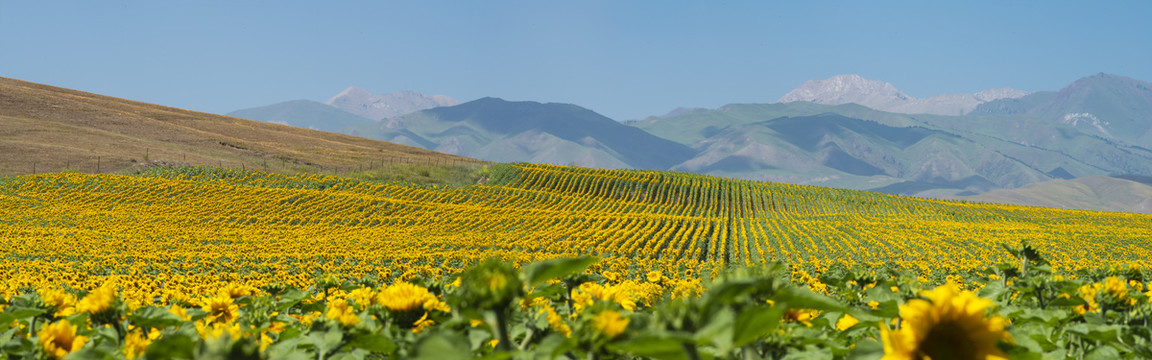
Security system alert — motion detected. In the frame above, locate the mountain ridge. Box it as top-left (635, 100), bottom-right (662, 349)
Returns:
top-left (227, 99), bottom-right (376, 132)
top-left (325, 86), bottom-right (461, 120)
top-left (778, 74), bottom-right (1029, 115)
top-left (346, 97), bottom-right (698, 169)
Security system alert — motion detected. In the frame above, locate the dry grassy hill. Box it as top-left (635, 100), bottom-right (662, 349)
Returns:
top-left (0, 77), bottom-right (482, 176)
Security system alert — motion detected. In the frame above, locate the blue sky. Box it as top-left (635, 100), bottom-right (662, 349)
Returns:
top-left (2, 1), bottom-right (1150, 120)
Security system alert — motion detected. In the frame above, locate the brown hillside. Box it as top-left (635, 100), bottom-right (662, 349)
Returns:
top-left (0, 77), bottom-right (481, 176)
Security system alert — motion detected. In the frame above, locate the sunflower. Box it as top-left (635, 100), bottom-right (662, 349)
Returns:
top-left (39, 288), bottom-right (77, 316)
top-left (326, 298), bottom-right (361, 326)
top-left (201, 292), bottom-right (239, 324)
top-left (195, 320), bottom-right (243, 341)
top-left (38, 320), bottom-right (88, 359)
top-left (123, 328), bottom-right (159, 359)
top-left (376, 282), bottom-right (444, 328)
top-left (837, 313), bottom-right (859, 331)
top-left (646, 271), bottom-right (663, 284)
top-left (376, 282), bottom-right (434, 312)
top-left (882, 284), bottom-right (1010, 360)
top-left (76, 284), bottom-right (117, 315)
top-left (592, 310), bottom-right (629, 339)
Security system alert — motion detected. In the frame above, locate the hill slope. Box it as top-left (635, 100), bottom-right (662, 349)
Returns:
top-left (226, 99), bottom-right (376, 133)
top-left (954, 175), bottom-right (1152, 214)
top-left (0, 77), bottom-right (480, 176)
top-left (345, 97), bottom-right (698, 169)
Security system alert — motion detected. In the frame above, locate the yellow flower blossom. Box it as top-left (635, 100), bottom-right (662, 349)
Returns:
top-left (837, 313), bottom-right (859, 331)
top-left (123, 329), bottom-right (158, 359)
top-left (881, 284), bottom-right (1009, 360)
top-left (170, 305), bottom-right (191, 321)
top-left (201, 292), bottom-right (239, 324)
top-left (39, 320), bottom-right (88, 359)
top-left (39, 289), bottom-right (77, 316)
top-left (260, 332), bottom-right (274, 352)
top-left (646, 271), bottom-right (663, 284)
top-left (76, 284), bottom-right (117, 315)
top-left (195, 320), bottom-right (243, 340)
top-left (376, 282), bottom-right (435, 312)
top-left (222, 283), bottom-right (256, 299)
top-left (592, 310), bottom-right (629, 339)
top-left (1103, 276), bottom-right (1127, 300)
top-left (784, 308), bottom-right (819, 326)
top-left (345, 287), bottom-right (376, 311)
top-left (326, 298), bottom-right (361, 326)
top-left (412, 312), bottom-right (434, 334)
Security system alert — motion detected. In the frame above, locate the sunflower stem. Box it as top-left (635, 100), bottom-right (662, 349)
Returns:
top-left (518, 326), bottom-right (535, 350)
top-left (494, 308), bottom-right (513, 352)
top-left (681, 342), bottom-right (701, 360)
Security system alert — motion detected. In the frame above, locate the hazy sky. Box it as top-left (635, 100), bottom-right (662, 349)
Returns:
top-left (2, 1), bottom-right (1150, 120)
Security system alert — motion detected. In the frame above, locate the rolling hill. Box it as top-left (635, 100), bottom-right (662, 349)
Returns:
top-left (954, 175), bottom-right (1152, 214)
top-left (0, 76), bottom-right (481, 177)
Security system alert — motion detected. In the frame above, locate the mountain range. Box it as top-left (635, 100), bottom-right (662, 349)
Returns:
top-left (227, 87), bottom-right (460, 132)
top-left (226, 73), bottom-right (1152, 213)
top-left (342, 97), bottom-right (696, 169)
top-left (778, 74), bottom-right (1030, 115)
top-left (326, 86), bottom-right (460, 120)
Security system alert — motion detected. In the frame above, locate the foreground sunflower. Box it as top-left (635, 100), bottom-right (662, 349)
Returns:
top-left (376, 282), bottom-right (435, 312)
top-left (38, 320), bottom-right (88, 359)
top-left (882, 284), bottom-right (1010, 360)
top-left (592, 310), bottom-right (629, 339)
top-left (201, 292), bottom-right (240, 324)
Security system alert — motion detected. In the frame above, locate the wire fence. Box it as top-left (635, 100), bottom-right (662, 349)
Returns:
top-left (2, 153), bottom-right (489, 177)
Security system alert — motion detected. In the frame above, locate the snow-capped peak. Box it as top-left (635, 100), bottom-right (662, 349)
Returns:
top-left (777, 75), bottom-right (1029, 115)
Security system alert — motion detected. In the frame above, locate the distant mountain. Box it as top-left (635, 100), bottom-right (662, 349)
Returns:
top-left (972, 73), bottom-right (1152, 147)
top-left (344, 97), bottom-right (697, 169)
top-left (648, 110), bottom-right (1053, 193)
top-left (778, 74), bottom-right (1028, 115)
top-left (326, 86), bottom-right (460, 120)
top-left (227, 100), bottom-right (375, 132)
top-left (633, 74), bottom-right (1152, 196)
top-left (954, 175), bottom-right (1152, 214)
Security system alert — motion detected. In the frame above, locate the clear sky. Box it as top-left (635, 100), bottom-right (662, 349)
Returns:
top-left (2, 1), bottom-right (1150, 120)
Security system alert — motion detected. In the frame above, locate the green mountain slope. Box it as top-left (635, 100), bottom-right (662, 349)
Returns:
top-left (627, 102), bottom-right (922, 146)
top-left (345, 97), bottom-right (698, 169)
top-left (669, 113), bottom-right (1052, 194)
top-left (632, 75), bottom-right (1152, 197)
top-left (227, 100), bottom-right (376, 133)
top-left (972, 73), bottom-right (1152, 147)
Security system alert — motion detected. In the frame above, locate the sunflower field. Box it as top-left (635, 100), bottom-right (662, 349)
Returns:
top-left (1, 164), bottom-right (1151, 358)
